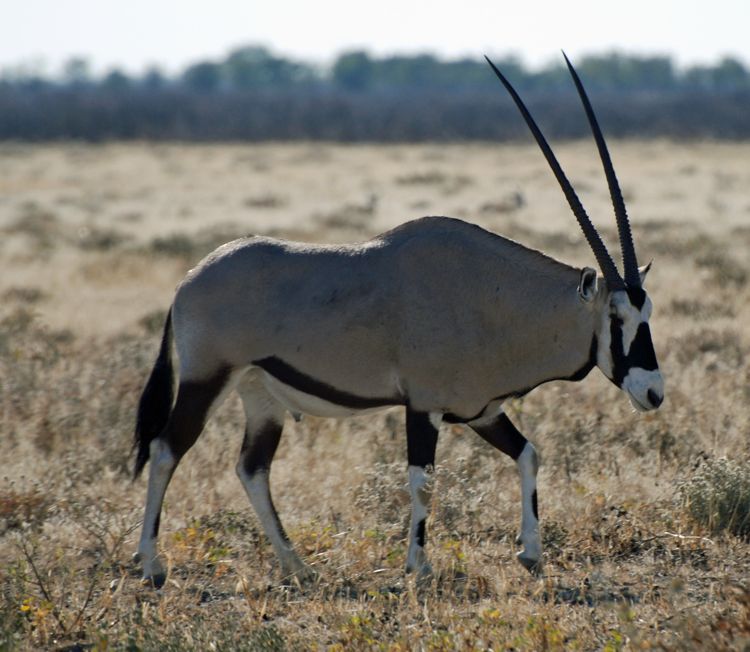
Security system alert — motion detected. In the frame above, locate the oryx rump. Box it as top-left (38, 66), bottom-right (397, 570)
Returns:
top-left (133, 54), bottom-right (664, 588)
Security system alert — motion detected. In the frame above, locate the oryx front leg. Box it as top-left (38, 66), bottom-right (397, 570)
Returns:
top-left (136, 438), bottom-right (174, 588)
top-left (405, 410), bottom-right (440, 577)
top-left (471, 412), bottom-right (541, 573)
top-left (236, 381), bottom-right (312, 583)
top-left (137, 374), bottom-right (229, 588)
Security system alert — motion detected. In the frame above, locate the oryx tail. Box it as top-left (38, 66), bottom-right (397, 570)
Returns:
top-left (134, 310), bottom-right (175, 479)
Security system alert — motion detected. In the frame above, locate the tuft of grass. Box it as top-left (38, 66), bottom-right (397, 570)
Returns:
top-left (76, 225), bottom-right (131, 251)
top-left (244, 193), bottom-right (286, 209)
top-left (0, 487), bottom-right (49, 532)
top-left (148, 226), bottom-right (247, 261)
top-left (479, 191), bottom-right (525, 215)
top-left (395, 171), bottom-right (471, 194)
top-left (669, 297), bottom-right (735, 320)
top-left (148, 233), bottom-right (198, 258)
top-left (6, 203), bottom-right (60, 251)
top-left (679, 457), bottom-right (750, 539)
top-left (1, 287), bottom-right (48, 305)
top-left (138, 309), bottom-right (168, 335)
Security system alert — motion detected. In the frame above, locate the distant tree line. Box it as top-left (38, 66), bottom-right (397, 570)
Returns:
top-left (1, 46), bottom-right (749, 141)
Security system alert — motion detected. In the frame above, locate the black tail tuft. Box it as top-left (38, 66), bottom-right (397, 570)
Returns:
top-left (133, 310), bottom-right (174, 479)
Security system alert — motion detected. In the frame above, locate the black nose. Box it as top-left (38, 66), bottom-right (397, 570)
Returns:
top-left (647, 388), bottom-right (663, 408)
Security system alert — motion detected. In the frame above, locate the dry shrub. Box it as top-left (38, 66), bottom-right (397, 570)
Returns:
top-left (395, 171), bottom-right (471, 194)
top-left (478, 191), bottom-right (525, 215)
top-left (696, 250), bottom-right (748, 287)
top-left (138, 309), bottom-right (168, 335)
top-left (244, 193), bottom-right (286, 209)
top-left (129, 621), bottom-right (286, 652)
top-left (148, 224), bottom-right (247, 260)
top-left (1, 287), bottom-right (48, 305)
top-left (5, 204), bottom-right (61, 251)
top-left (0, 486), bottom-right (49, 532)
top-left (75, 225), bottom-right (131, 251)
top-left (674, 327), bottom-right (746, 368)
top-left (354, 462), bottom-right (409, 529)
top-left (640, 231), bottom-right (716, 260)
top-left (679, 457), bottom-right (750, 539)
top-left (669, 297), bottom-right (735, 320)
top-left (676, 584), bottom-right (750, 651)
top-left (0, 306), bottom-right (150, 471)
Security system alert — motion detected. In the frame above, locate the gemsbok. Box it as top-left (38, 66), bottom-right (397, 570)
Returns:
top-left (133, 54), bottom-right (664, 588)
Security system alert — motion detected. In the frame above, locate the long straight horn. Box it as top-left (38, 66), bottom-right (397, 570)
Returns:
top-left (562, 52), bottom-right (640, 288)
top-left (484, 56), bottom-right (625, 290)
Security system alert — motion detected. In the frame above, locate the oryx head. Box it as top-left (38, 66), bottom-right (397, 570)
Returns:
top-left (486, 53), bottom-right (664, 412)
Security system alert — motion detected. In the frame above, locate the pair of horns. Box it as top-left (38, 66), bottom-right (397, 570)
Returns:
top-left (485, 53), bottom-right (640, 290)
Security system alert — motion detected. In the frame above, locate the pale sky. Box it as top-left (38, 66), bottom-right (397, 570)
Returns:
top-left (2, 0), bottom-right (748, 76)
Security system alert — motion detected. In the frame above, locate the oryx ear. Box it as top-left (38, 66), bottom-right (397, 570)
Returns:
top-left (578, 267), bottom-right (598, 303)
top-left (638, 261), bottom-right (652, 286)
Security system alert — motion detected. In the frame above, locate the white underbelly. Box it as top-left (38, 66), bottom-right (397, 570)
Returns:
top-left (260, 371), bottom-right (390, 418)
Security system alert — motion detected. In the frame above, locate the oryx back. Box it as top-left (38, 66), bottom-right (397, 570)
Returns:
top-left (171, 216), bottom-right (594, 419)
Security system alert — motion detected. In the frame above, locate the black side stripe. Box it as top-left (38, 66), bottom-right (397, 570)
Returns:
top-left (253, 356), bottom-right (402, 410)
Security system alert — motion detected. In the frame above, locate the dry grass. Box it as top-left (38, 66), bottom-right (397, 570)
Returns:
top-left (1, 141), bottom-right (749, 651)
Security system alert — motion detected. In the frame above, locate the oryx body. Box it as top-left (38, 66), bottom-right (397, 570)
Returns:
top-left (173, 218), bottom-right (595, 418)
top-left (133, 55), bottom-right (664, 588)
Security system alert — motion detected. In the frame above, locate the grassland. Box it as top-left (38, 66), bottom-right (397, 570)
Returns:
top-left (0, 141), bottom-right (749, 651)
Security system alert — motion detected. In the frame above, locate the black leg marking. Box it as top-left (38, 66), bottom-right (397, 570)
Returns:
top-left (241, 421), bottom-right (283, 475)
top-left (471, 413), bottom-right (527, 460)
top-left (237, 418), bottom-right (311, 578)
top-left (239, 420), bottom-right (294, 547)
top-left (164, 368), bottom-right (230, 461)
top-left (405, 409), bottom-right (439, 575)
top-left (151, 512), bottom-right (160, 539)
top-left (416, 519), bottom-right (426, 548)
top-left (406, 410), bottom-right (439, 468)
top-left (532, 490), bottom-right (538, 520)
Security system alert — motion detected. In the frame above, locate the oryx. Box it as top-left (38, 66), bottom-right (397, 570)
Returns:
top-left (133, 54), bottom-right (664, 588)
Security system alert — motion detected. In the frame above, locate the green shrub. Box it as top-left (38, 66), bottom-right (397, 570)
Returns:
top-left (679, 457), bottom-right (750, 538)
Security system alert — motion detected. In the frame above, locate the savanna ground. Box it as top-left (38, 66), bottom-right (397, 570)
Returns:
top-left (1, 141), bottom-right (749, 651)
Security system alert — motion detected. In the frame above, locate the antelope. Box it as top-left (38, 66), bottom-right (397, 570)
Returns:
top-left (132, 54), bottom-right (664, 588)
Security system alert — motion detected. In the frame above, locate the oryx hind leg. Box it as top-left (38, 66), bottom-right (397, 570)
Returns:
top-left (405, 409), bottom-right (441, 578)
top-left (235, 375), bottom-right (313, 583)
top-left (137, 368), bottom-right (232, 588)
top-left (470, 410), bottom-right (542, 574)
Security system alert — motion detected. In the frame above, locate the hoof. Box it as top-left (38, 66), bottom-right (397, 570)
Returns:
top-left (516, 551), bottom-right (543, 576)
top-left (282, 564), bottom-right (318, 586)
top-left (406, 562), bottom-right (433, 579)
top-left (132, 551), bottom-right (141, 564)
top-left (141, 572), bottom-right (167, 589)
